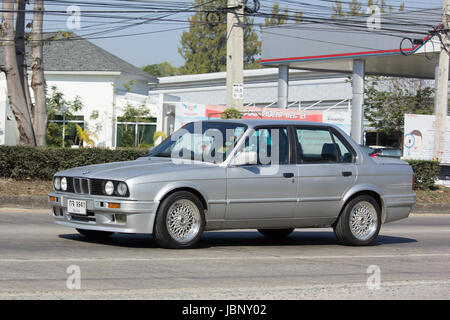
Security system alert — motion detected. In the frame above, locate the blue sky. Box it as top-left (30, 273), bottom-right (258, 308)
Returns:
top-left (30, 0), bottom-right (445, 68)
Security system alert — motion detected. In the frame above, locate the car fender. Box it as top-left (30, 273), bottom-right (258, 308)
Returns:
top-left (153, 181), bottom-right (210, 210)
top-left (341, 183), bottom-right (387, 223)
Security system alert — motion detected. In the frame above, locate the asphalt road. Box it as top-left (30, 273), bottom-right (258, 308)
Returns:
top-left (0, 208), bottom-right (449, 300)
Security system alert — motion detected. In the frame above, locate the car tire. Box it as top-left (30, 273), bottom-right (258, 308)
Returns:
top-left (258, 228), bottom-right (294, 238)
top-left (333, 195), bottom-right (381, 246)
top-left (153, 191), bottom-right (205, 249)
top-left (76, 228), bottom-right (114, 239)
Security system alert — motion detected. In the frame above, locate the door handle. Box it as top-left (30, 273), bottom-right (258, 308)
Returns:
top-left (342, 171), bottom-right (352, 177)
top-left (283, 172), bottom-right (295, 178)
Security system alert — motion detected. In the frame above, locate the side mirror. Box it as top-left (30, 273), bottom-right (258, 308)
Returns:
top-left (230, 151), bottom-right (258, 166)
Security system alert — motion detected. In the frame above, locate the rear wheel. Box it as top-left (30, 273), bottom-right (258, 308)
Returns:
top-left (333, 195), bottom-right (381, 246)
top-left (76, 229), bottom-right (114, 239)
top-left (153, 191), bottom-right (205, 249)
top-left (258, 228), bottom-right (294, 238)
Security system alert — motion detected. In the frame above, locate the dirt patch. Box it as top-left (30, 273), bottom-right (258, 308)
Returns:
top-left (415, 186), bottom-right (450, 204)
top-left (0, 178), bottom-right (53, 196)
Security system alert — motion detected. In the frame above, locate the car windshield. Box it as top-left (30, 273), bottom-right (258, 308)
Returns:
top-left (149, 121), bottom-right (247, 164)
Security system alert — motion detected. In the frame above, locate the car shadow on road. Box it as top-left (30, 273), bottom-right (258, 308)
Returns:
top-left (58, 230), bottom-right (417, 249)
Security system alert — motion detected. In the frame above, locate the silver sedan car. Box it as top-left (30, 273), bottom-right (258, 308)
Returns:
top-left (48, 120), bottom-right (416, 248)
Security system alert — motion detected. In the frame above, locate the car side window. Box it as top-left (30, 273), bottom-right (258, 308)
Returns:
top-left (332, 132), bottom-right (355, 163)
top-left (243, 127), bottom-right (290, 165)
top-left (296, 128), bottom-right (338, 163)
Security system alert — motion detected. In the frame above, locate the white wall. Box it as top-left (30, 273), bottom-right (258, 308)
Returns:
top-left (46, 73), bottom-right (116, 148)
top-left (0, 71), bottom-right (155, 148)
top-left (0, 75), bottom-right (20, 145)
top-left (151, 69), bottom-right (352, 107)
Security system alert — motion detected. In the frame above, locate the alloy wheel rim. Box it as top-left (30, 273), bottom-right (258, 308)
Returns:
top-left (349, 201), bottom-right (378, 241)
top-left (166, 199), bottom-right (201, 243)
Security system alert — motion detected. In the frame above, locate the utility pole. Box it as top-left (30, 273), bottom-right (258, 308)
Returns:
top-left (226, 0), bottom-right (244, 111)
top-left (433, 0), bottom-right (449, 161)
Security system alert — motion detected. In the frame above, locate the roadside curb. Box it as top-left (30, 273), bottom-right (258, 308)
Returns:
top-left (0, 195), bottom-right (449, 214)
top-left (412, 203), bottom-right (450, 214)
top-left (0, 195), bottom-right (49, 210)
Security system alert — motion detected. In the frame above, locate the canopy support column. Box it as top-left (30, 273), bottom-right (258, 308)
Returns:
top-left (351, 59), bottom-right (365, 144)
top-left (278, 65), bottom-right (289, 109)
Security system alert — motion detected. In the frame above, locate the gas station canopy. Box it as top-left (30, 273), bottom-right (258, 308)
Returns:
top-left (261, 8), bottom-right (447, 79)
top-left (260, 8), bottom-right (448, 144)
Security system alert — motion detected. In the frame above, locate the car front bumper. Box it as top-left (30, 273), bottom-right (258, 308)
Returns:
top-left (48, 192), bottom-right (158, 234)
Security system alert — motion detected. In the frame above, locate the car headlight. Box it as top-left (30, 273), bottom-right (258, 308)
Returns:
top-left (104, 181), bottom-right (114, 195)
top-left (117, 182), bottom-right (128, 196)
top-left (54, 177), bottom-right (61, 190)
top-left (61, 177), bottom-right (67, 191)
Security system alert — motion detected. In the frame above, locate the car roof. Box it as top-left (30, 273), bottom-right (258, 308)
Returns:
top-left (196, 118), bottom-right (336, 128)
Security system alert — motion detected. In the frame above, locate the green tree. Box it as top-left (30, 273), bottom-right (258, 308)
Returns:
top-left (364, 77), bottom-right (434, 147)
top-left (331, 0), bottom-right (404, 18)
top-left (264, 3), bottom-right (303, 26)
top-left (142, 62), bottom-right (180, 77)
top-left (178, 0), bottom-right (260, 74)
top-left (265, 3), bottom-right (289, 26)
top-left (331, 1), bottom-right (345, 19)
top-left (348, 0), bottom-right (363, 16)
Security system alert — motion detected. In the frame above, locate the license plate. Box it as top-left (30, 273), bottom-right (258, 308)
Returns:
top-left (68, 199), bottom-right (87, 215)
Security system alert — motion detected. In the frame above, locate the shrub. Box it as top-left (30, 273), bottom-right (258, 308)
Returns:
top-left (406, 160), bottom-right (441, 190)
top-left (0, 146), bottom-right (149, 180)
top-left (221, 107), bottom-right (243, 119)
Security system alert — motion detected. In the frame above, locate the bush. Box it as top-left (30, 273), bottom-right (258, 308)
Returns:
top-left (0, 146), bottom-right (149, 180)
top-left (406, 160), bottom-right (441, 190)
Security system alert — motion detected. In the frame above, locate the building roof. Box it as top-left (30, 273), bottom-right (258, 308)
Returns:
top-left (0, 32), bottom-right (157, 83)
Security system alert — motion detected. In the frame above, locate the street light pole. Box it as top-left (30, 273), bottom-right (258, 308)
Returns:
top-left (433, 0), bottom-right (449, 161)
top-left (226, 0), bottom-right (244, 111)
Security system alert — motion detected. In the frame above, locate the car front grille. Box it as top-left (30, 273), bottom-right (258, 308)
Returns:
top-left (57, 178), bottom-right (125, 197)
top-left (73, 178), bottom-right (90, 194)
top-left (62, 178), bottom-right (105, 196)
top-left (89, 179), bottom-right (104, 196)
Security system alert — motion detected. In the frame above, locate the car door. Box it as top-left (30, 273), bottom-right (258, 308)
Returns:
top-left (225, 126), bottom-right (298, 221)
top-left (294, 126), bottom-right (357, 219)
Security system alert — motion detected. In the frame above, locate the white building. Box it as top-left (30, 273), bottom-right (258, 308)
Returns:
top-left (0, 33), bottom-right (172, 148)
top-left (151, 68), bottom-right (352, 110)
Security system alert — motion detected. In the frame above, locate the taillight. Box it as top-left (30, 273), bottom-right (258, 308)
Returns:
top-left (412, 175), bottom-right (415, 191)
top-left (370, 153), bottom-right (379, 158)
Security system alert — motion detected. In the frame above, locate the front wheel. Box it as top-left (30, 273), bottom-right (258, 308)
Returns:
top-left (258, 228), bottom-right (294, 238)
top-left (333, 195), bottom-right (381, 246)
top-left (153, 191), bottom-right (205, 249)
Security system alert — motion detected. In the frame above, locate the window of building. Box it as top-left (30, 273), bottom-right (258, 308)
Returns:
top-left (116, 117), bottom-right (157, 147)
top-left (47, 115), bottom-right (84, 147)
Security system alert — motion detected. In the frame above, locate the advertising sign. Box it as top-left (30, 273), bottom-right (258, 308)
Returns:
top-left (175, 103), bottom-right (351, 135)
top-left (175, 102), bottom-right (206, 130)
top-left (403, 114), bottom-right (450, 164)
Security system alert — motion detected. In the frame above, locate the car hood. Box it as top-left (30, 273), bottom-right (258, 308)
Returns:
top-left (56, 157), bottom-right (217, 181)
